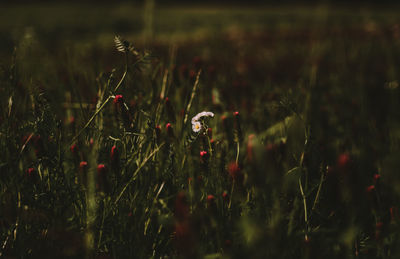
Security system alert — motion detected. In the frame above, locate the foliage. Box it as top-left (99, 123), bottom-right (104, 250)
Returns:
top-left (1, 5), bottom-right (400, 258)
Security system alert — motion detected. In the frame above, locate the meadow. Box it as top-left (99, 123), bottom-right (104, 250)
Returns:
top-left (1, 3), bottom-right (400, 258)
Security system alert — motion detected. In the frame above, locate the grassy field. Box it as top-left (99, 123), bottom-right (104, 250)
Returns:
top-left (1, 3), bottom-right (400, 258)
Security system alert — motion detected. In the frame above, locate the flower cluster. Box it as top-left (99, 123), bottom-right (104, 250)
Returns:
top-left (191, 111), bottom-right (214, 133)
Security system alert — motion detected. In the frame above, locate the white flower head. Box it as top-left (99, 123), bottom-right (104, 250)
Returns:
top-left (191, 111), bottom-right (214, 124)
top-left (191, 111), bottom-right (214, 133)
top-left (192, 121), bottom-right (202, 133)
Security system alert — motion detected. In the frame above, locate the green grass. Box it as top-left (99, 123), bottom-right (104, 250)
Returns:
top-left (1, 3), bottom-right (400, 258)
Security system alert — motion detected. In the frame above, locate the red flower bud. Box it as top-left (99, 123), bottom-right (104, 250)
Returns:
top-left (69, 116), bottom-right (75, 125)
top-left (79, 161), bottom-right (88, 170)
top-left (207, 194), bottom-right (215, 205)
top-left (366, 185), bottom-right (375, 193)
top-left (97, 164), bottom-right (106, 173)
top-left (79, 161), bottom-right (88, 186)
top-left (228, 162), bottom-right (242, 182)
top-left (114, 95), bottom-right (124, 104)
top-left (70, 143), bottom-right (79, 155)
top-left (110, 145), bottom-right (119, 162)
top-left (200, 151), bottom-right (208, 157)
top-left (155, 125), bottom-right (161, 140)
top-left (189, 70), bottom-right (196, 80)
top-left (337, 153), bottom-right (350, 170)
top-left (373, 174), bottom-right (381, 183)
top-left (165, 97), bottom-right (176, 122)
top-left (166, 123), bottom-right (174, 138)
top-left (97, 164), bottom-right (109, 192)
top-left (222, 191), bottom-right (229, 202)
top-left (27, 167), bottom-right (35, 177)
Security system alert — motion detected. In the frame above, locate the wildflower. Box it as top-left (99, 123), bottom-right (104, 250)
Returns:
top-left (97, 164), bottom-right (109, 193)
top-left (68, 116), bottom-right (75, 125)
top-left (110, 145), bottom-right (119, 162)
top-left (207, 194), bottom-right (215, 205)
top-left (165, 97), bottom-right (176, 122)
top-left (373, 173), bottom-right (381, 183)
top-left (200, 150), bottom-right (208, 160)
top-left (337, 153), bottom-right (350, 169)
top-left (366, 185), bottom-right (375, 193)
top-left (97, 164), bottom-right (106, 174)
top-left (228, 162), bottom-right (240, 180)
top-left (189, 69), bottom-right (196, 80)
top-left (79, 161), bottom-right (88, 170)
top-left (222, 191), bottom-right (229, 203)
top-left (166, 123), bottom-right (174, 138)
top-left (27, 167), bottom-right (35, 177)
top-left (191, 111), bottom-right (215, 124)
top-left (113, 94), bottom-right (124, 104)
top-left (233, 111), bottom-right (243, 142)
top-left (70, 143), bottom-right (79, 155)
top-left (192, 121), bottom-right (202, 133)
top-left (227, 161), bottom-right (244, 184)
top-left (79, 161), bottom-right (88, 186)
top-left (200, 151), bottom-right (208, 157)
top-left (191, 111), bottom-right (214, 133)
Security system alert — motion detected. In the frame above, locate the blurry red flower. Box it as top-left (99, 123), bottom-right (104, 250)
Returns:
top-left (79, 161), bottom-right (88, 170)
top-left (110, 145), bottom-right (119, 161)
top-left (70, 143), bottom-right (79, 155)
top-left (27, 167), bottom-right (35, 177)
top-left (166, 123), bottom-right (174, 138)
top-left (366, 185), bottom-right (375, 193)
top-left (228, 162), bottom-right (243, 182)
top-left (337, 153), bottom-right (350, 169)
top-left (114, 95), bottom-right (124, 104)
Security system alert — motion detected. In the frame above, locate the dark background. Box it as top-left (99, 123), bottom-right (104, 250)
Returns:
top-left (1, 0), bottom-right (398, 4)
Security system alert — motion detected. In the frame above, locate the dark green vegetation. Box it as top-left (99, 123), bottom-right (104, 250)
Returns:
top-left (1, 3), bottom-right (400, 258)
